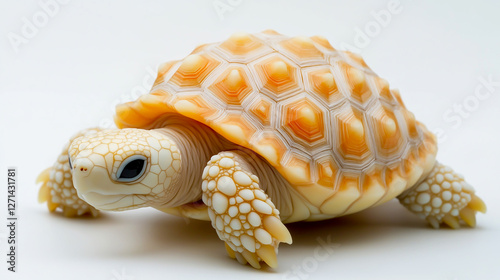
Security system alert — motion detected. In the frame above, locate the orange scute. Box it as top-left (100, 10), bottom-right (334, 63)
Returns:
top-left (220, 32), bottom-right (264, 56)
top-left (209, 67), bottom-right (253, 105)
top-left (280, 36), bottom-right (324, 61)
top-left (284, 98), bottom-right (324, 144)
top-left (170, 54), bottom-right (220, 87)
top-left (334, 105), bottom-right (373, 163)
top-left (255, 56), bottom-right (300, 96)
top-left (249, 98), bottom-right (273, 125)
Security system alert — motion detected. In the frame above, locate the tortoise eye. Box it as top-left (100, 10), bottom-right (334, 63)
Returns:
top-left (116, 155), bottom-right (147, 182)
top-left (68, 155), bottom-right (73, 170)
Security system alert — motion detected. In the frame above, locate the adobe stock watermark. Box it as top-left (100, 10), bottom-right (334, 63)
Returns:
top-left (110, 267), bottom-right (135, 280)
top-left (283, 235), bottom-right (340, 280)
top-left (7, 0), bottom-right (72, 53)
top-left (99, 66), bottom-right (157, 129)
top-left (340, 0), bottom-right (403, 53)
top-left (433, 75), bottom-right (500, 144)
top-left (213, 0), bottom-right (243, 21)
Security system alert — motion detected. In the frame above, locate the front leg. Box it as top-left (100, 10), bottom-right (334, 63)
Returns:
top-left (37, 128), bottom-right (100, 217)
top-left (202, 152), bottom-right (292, 269)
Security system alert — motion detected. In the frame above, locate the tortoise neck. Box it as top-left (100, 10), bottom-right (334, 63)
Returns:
top-left (151, 115), bottom-right (235, 208)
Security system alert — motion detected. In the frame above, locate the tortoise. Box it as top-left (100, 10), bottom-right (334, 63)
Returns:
top-left (37, 30), bottom-right (486, 269)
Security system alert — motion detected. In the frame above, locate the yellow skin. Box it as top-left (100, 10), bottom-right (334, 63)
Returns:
top-left (38, 125), bottom-right (486, 269)
top-left (38, 125), bottom-right (295, 268)
top-left (38, 128), bottom-right (101, 217)
top-left (70, 129), bottom-right (180, 211)
top-left (40, 128), bottom-right (181, 213)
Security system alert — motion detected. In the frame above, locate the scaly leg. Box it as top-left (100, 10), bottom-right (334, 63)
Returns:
top-left (201, 151), bottom-right (292, 269)
top-left (398, 162), bottom-right (486, 229)
top-left (37, 128), bottom-right (101, 217)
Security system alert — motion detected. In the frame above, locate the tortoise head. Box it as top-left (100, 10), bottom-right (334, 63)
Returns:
top-left (68, 128), bottom-right (181, 211)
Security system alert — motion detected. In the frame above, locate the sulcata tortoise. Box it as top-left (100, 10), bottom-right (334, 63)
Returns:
top-left (37, 30), bottom-right (486, 269)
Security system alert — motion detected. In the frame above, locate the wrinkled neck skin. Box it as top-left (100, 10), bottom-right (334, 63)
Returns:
top-left (150, 115), bottom-right (237, 208)
top-left (143, 114), bottom-right (295, 220)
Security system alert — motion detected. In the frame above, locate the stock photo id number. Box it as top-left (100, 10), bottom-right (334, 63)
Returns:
top-left (6, 168), bottom-right (18, 272)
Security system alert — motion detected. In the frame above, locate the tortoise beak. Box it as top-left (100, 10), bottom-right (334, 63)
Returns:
top-left (72, 161), bottom-right (151, 211)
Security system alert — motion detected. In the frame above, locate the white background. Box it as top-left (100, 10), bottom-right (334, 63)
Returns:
top-left (1, 0), bottom-right (500, 279)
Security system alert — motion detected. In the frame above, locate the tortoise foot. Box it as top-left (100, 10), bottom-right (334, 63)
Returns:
top-left (201, 151), bottom-right (292, 269)
top-left (398, 162), bottom-right (486, 229)
top-left (37, 128), bottom-right (101, 218)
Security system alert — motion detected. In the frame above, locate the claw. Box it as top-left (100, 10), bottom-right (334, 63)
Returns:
top-left (47, 199), bottom-right (59, 212)
top-left (37, 168), bottom-right (52, 203)
top-left (225, 243), bottom-right (236, 259)
top-left (459, 207), bottom-right (476, 227)
top-left (469, 195), bottom-right (486, 213)
top-left (89, 208), bottom-right (99, 217)
top-left (442, 214), bottom-right (460, 229)
top-left (242, 250), bottom-right (261, 269)
top-left (256, 244), bottom-right (277, 268)
top-left (426, 216), bottom-right (440, 229)
top-left (38, 183), bottom-right (49, 203)
top-left (36, 168), bottom-right (51, 184)
top-left (263, 216), bottom-right (292, 244)
top-left (63, 207), bottom-right (78, 218)
top-left (234, 252), bottom-right (247, 265)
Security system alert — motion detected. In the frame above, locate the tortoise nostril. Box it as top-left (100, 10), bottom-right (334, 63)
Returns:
top-left (78, 166), bottom-right (89, 173)
top-left (73, 158), bottom-right (93, 177)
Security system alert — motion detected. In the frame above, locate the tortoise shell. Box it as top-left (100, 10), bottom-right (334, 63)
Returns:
top-left (115, 30), bottom-right (437, 219)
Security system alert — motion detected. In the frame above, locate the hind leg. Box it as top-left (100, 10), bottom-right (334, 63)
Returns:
top-left (37, 128), bottom-right (101, 217)
top-left (398, 162), bottom-right (486, 228)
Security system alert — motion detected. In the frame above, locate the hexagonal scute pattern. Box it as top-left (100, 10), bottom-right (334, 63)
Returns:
top-left (251, 54), bottom-right (302, 99)
top-left (315, 154), bottom-right (340, 188)
top-left (278, 36), bottom-right (325, 65)
top-left (367, 103), bottom-right (406, 160)
top-left (282, 97), bottom-right (325, 147)
top-left (208, 66), bottom-right (254, 105)
top-left (303, 66), bottom-right (343, 107)
top-left (333, 104), bottom-right (373, 166)
top-left (248, 96), bottom-right (274, 126)
top-left (335, 61), bottom-right (373, 106)
top-left (115, 31), bottom-right (436, 216)
top-left (170, 54), bottom-right (221, 87)
top-left (217, 32), bottom-right (272, 63)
